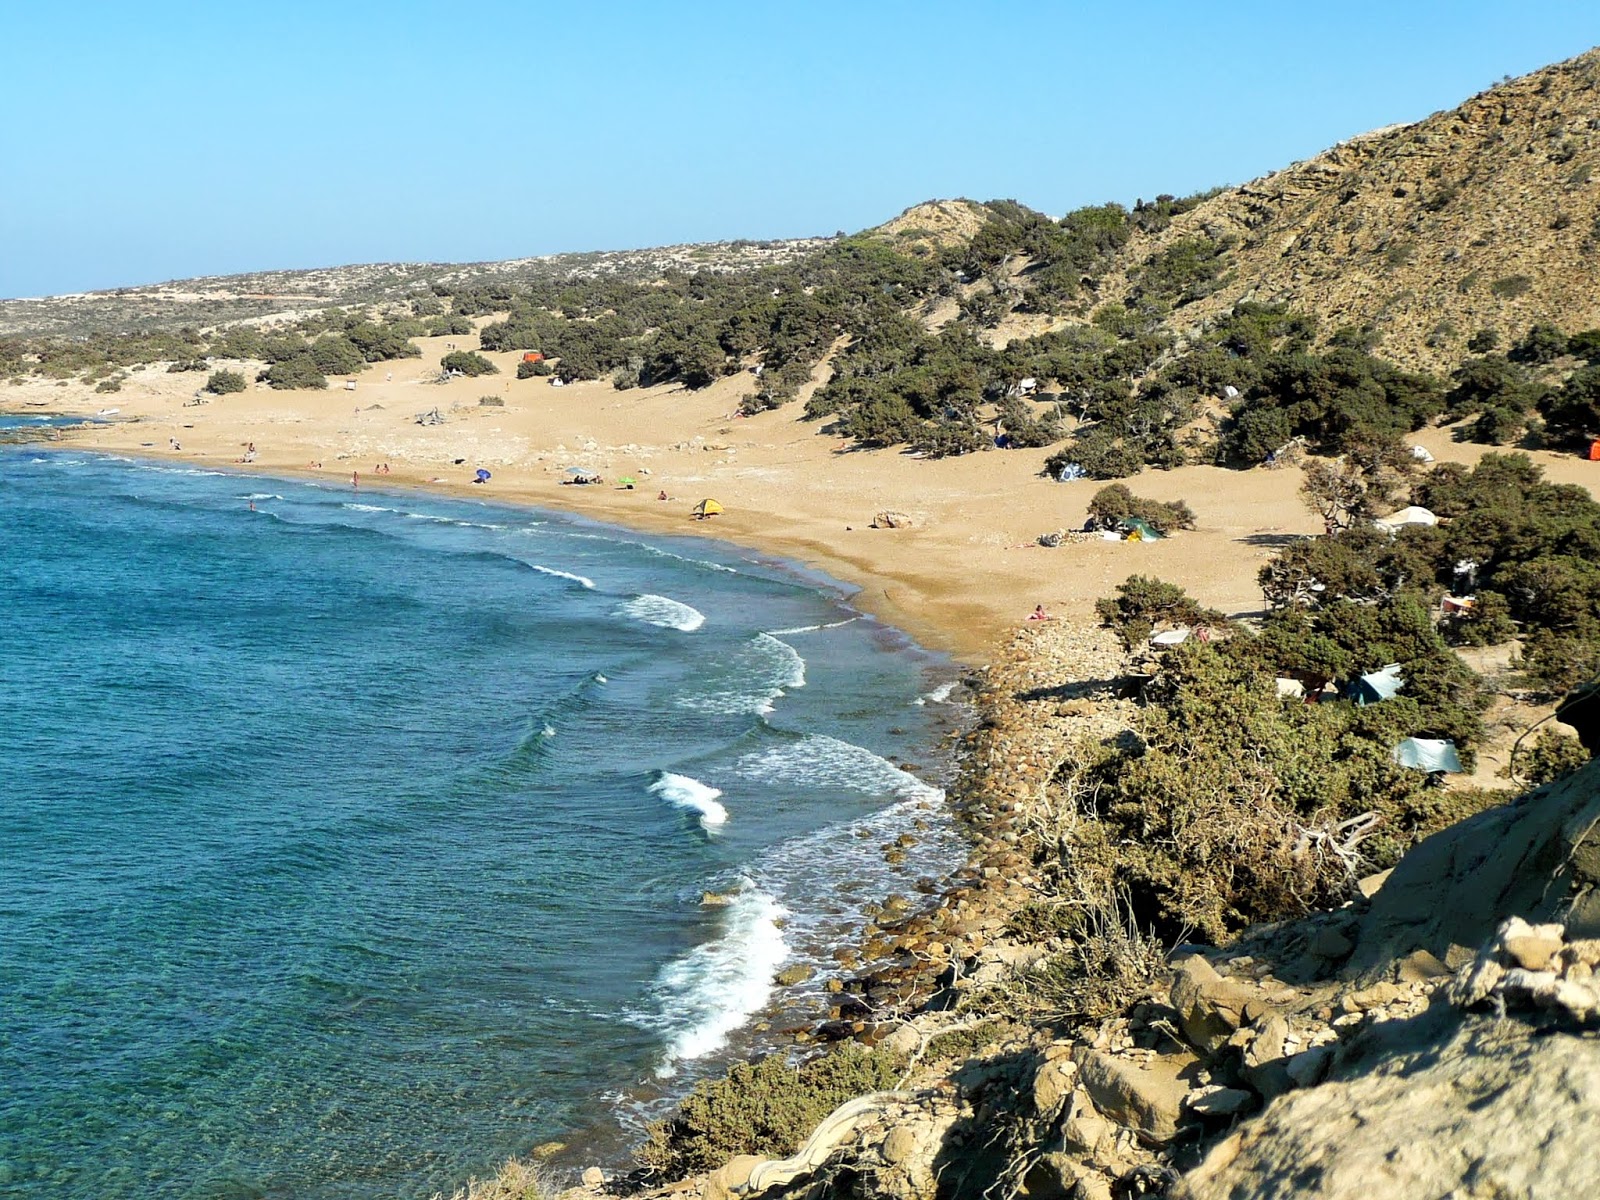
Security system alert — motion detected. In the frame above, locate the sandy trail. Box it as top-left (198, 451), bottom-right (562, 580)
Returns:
top-left (8, 334), bottom-right (1596, 663)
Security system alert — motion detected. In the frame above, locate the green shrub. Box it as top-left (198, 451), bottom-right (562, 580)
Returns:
top-left (263, 356), bottom-right (328, 390)
top-left (1509, 322), bottom-right (1569, 364)
top-left (311, 335), bottom-right (365, 376)
top-left (516, 358), bottom-right (552, 379)
top-left (205, 369), bottom-right (247, 395)
top-left (1094, 575), bottom-right (1225, 648)
top-left (1490, 275), bottom-right (1534, 299)
top-left (639, 1044), bottom-right (904, 1177)
top-left (1509, 729), bottom-right (1590, 787)
top-left (442, 351), bottom-right (498, 377)
top-left (1085, 483), bottom-right (1197, 534)
top-left (1076, 631), bottom-right (1493, 941)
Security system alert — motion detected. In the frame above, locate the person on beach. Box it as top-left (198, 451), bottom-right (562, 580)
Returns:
top-left (658, 490), bottom-right (669, 501)
top-left (352, 470), bottom-right (359, 490)
top-left (1028, 604), bottom-right (1053, 621)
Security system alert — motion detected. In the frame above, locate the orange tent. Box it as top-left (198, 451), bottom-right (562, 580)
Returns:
top-left (1589, 438), bottom-right (1600, 462)
top-left (522, 352), bottom-right (545, 363)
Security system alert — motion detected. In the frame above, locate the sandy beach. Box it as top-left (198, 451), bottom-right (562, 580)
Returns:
top-left (9, 331), bottom-right (1598, 663)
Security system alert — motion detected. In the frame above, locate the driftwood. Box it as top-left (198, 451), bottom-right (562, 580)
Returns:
top-left (742, 1092), bottom-right (913, 1193)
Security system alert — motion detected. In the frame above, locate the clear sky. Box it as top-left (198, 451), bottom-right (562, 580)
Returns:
top-left (2, 1), bottom-right (1596, 299)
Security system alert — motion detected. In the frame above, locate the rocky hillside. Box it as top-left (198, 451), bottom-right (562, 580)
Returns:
top-left (0, 237), bottom-right (831, 339)
top-left (1101, 47), bottom-right (1600, 369)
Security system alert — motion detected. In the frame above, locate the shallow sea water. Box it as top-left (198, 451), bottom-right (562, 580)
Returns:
top-left (0, 440), bottom-right (969, 1199)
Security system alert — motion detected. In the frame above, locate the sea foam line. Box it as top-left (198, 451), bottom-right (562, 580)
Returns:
top-left (737, 734), bottom-right (942, 802)
top-left (675, 633), bottom-right (806, 716)
top-left (763, 617), bottom-right (861, 636)
top-left (643, 886), bottom-right (789, 1075)
top-left (529, 563), bottom-right (596, 589)
top-left (649, 772), bottom-right (728, 830)
top-left (621, 594), bottom-right (706, 632)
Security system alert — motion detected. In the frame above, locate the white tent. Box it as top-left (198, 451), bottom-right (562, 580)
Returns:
top-left (1393, 738), bottom-right (1464, 773)
top-left (1374, 505), bottom-right (1439, 532)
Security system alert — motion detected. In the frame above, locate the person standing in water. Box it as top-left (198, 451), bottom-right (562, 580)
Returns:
top-left (352, 470), bottom-right (359, 491)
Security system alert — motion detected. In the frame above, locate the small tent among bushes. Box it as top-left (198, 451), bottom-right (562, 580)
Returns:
top-left (1393, 737), bottom-right (1464, 773)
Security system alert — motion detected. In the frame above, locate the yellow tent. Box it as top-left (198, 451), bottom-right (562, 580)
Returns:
top-left (693, 498), bottom-right (723, 519)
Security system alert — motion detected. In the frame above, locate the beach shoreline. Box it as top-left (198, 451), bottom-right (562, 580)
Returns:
top-left (9, 336), bottom-right (1597, 666)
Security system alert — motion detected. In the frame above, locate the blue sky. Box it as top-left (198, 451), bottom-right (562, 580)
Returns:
top-left (2, 1), bottom-right (1596, 298)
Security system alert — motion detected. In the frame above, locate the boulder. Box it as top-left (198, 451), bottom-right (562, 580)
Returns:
top-left (1058, 1087), bottom-right (1113, 1156)
top-left (1033, 1057), bottom-right (1077, 1117)
top-left (1072, 1047), bottom-right (1195, 1144)
top-left (1181, 1017), bottom-right (1600, 1200)
top-left (1349, 758), bottom-right (1600, 980)
top-left (880, 1126), bottom-right (917, 1165)
top-left (1169, 955), bottom-right (1267, 1053)
top-left (1185, 1086), bottom-right (1256, 1118)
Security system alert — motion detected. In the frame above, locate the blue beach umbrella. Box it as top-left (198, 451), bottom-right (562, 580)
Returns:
top-left (474, 469), bottom-right (491, 482)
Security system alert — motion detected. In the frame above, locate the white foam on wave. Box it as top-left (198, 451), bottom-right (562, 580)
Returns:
top-left (643, 886), bottom-right (789, 1075)
top-left (134, 465), bottom-right (229, 477)
top-left (242, 492), bottom-right (283, 502)
top-left (763, 617), bottom-right (861, 636)
top-left (553, 530), bottom-right (741, 574)
top-left (761, 634), bottom-right (806, 689)
top-left (650, 772), bottom-right (729, 830)
top-left (737, 734), bottom-right (943, 802)
top-left (343, 502), bottom-right (395, 514)
top-left (743, 795), bottom-right (970, 982)
top-left (676, 633), bottom-right (805, 715)
top-left (915, 680), bottom-right (961, 706)
top-left (529, 563), bottom-right (596, 589)
top-left (622, 594), bottom-right (706, 632)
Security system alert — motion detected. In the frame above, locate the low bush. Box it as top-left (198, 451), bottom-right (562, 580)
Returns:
top-left (1085, 483), bottom-right (1196, 534)
top-left (1094, 575), bottom-right (1224, 648)
top-left (442, 351), bottom-right (497, 377)
top-left (639, 1044), bottom-right (904, 1177)
top-left (205, 369), bottom-right (247, 395)
top-left (262, 356), bottom-right (328, 390)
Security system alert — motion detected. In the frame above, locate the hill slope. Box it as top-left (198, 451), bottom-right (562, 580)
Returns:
top-left (0, 238), bottom-right (830, 339)
top-left (1102, 48), bottom-right (1600, 368)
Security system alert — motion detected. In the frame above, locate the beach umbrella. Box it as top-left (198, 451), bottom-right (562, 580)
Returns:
top-left (475, 468), bottom-right (491, 482)
top-left (617, 476), bottom-right (637, 487)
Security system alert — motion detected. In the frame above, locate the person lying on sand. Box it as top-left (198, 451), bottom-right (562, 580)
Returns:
top-left (1028, 605), bottom-right (1054, 621)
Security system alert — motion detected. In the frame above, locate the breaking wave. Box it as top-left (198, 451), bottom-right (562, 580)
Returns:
top-left (622, 594), bottom-right (706, 632)
top-left (638, 886), bottom-right (789, 1075)
top-left (528, 563), bottom-right (596, 589)
top-left (736, 734), bottom-right (942, 802)
top-left (649, 772), bottom-right (728, 830)
top-left (677, 633), bottom-right (806, 716)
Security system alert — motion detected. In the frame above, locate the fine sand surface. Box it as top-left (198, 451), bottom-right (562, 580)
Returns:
top-left (9, 332), bottom-right (1598, 663)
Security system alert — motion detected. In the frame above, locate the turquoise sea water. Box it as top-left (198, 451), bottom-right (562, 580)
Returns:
top-left (0, 433), bottom-right (968, 1199)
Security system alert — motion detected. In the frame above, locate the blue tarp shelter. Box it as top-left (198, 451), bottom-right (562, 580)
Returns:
top-left (1348, 663), bottom-right (1405, 706)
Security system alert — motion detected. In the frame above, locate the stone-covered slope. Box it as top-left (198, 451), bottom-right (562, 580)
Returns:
top-left (1102, 47), bottom-right (1600, 370)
